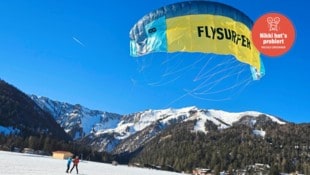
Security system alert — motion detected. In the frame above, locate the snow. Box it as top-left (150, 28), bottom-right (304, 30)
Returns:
top-left (253, 129), bottom-right (266, 138)
top-left (0, 125), bottom-right (18, 135)
top-left (81, 113), bottom-right (101, 134)
top-left (0, 151), bottom-right (186, 175)
top-left (194, 118), bottom-right (208, 133)
top-left (253, 129), bottom-right (266, 137)
top-left (190, 110), bottom-right (285, 133)
top-left (209, 110), bottom-right (285, 126)
top-left (89, 106), bottom-right (285, 141)
top-left (28, 95), bottom-right (287, 152)
top-left (267, 115), bottom-right (286, 125)
top-left (239, 111), bottom-right (285, 125)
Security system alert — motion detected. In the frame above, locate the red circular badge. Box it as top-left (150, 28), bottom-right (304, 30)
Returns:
top-left (252, 12), bottom-right (295, 57)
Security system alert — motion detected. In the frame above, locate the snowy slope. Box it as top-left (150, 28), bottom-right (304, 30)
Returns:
top-left (29, 95), bottom-right (286, 153)
top-left (30, 95), bottom-right (122, 140)
top-left (0, 151), bottom-right (185, 175)
top-left (190, 109), bottom-right (285, 132)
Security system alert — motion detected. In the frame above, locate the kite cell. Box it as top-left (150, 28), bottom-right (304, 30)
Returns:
top-left (129, 1), bottom-right (264, 80)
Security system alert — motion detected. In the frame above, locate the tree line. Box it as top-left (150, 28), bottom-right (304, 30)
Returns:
top-left (0, 133), bottom-right (114, 163)
top-left (130, 120), bottom-right (310, 174)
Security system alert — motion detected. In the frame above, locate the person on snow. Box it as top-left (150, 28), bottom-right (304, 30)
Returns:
top-left (70, 155), bottom-right (80, 174)
top-left (66, 156), bottom-right (72, 173)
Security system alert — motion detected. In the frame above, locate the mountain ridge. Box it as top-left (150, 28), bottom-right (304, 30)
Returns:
top-left (1, 81), bottom-right (309, 173)
top-left (29, 95), bottom-right (286, 153)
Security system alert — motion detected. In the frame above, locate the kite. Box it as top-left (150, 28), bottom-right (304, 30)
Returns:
top-left (129, 1), bottom-right (264, 80)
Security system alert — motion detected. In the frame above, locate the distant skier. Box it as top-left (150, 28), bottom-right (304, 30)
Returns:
top-left (70, 156), bottom-right (80, 174)
top-left (66, 156), bottom-right (72, 173)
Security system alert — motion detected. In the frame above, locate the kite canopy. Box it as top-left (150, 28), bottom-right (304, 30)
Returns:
top-left (129, 1), bottom-right (264, 80)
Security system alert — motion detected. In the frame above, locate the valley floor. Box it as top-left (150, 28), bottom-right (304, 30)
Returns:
top-left (0, 151), bottom-right (185, 175)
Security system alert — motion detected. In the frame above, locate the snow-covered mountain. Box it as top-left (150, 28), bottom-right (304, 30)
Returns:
top-left (29, 95), bottom-right (122, 140)
top-left (30, 95), bottom-right (286, 153)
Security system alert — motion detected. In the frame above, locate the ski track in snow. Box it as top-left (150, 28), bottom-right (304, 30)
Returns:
top-left (0, 151), bottom-right (186, 175)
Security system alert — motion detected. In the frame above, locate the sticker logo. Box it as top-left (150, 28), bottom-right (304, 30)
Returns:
top-left (252, 13), bottom-right (295, 57)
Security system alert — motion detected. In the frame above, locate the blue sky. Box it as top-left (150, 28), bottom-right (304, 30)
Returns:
top-left (0, 0), bottom-right (308, 123)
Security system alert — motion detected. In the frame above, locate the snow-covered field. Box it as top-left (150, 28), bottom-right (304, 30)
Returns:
top-left (0, 151), bottom-right (185, 175)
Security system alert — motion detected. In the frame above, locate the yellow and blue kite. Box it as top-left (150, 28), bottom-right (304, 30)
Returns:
top-left (130, 1), bottom-right (264, 80)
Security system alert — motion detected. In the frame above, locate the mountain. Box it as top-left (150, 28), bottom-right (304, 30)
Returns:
top-left (29, 96), bottom-right (310, 174)
top-left (30, 95), bottom-right (286, 153)
top-left (128, 118), bottom-right (310, 174)
top-left (29, 95), bottom-right (122, 139)
top-left (1, 82), bottom-right (309, 173)
top-left (112, 108), bottom-right (286, 154)
top-left (0, 80), bottom-right (70, 141)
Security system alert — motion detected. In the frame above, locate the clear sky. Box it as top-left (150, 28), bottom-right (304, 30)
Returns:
top-left (0, 0), bottom-right (308, 123)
